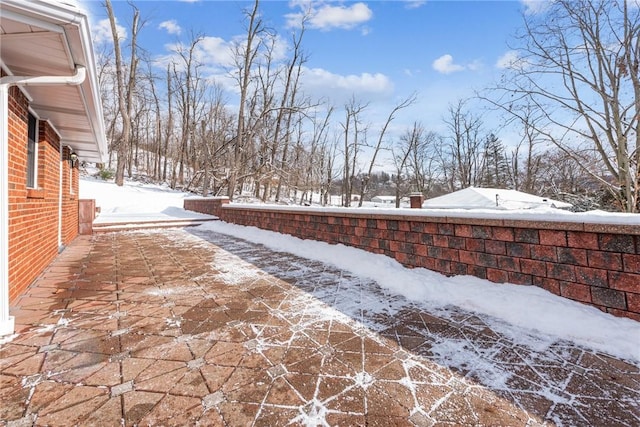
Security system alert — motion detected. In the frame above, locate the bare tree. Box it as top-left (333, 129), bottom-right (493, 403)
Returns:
top-left (442, 100), bottom-right (485, 191)
top-left (253, 35), bottom-right (279, 200)
top-left (505, 103), bottom-right (544, 193)
top-left (95, 45), bottom-right (118, 170)
top-left (273, 30), bottom-right (308, 202)
top-left (105, 0), bottom-right (141, 186)
top-left (171, 34), bottom-right (207, 188)
top-left (163, 64), bottom-right (173, 182)
top-left (405, 123), bottom-right (440, 196)
top-left (341, 98), bottom-right (369, 206)
top-left (358, 93), bottom-right (416, 206)
top-left (488, 0), bottom-right (639, 212)
top-left (128, 82), bottom-right (152, 176)
top-left (302, 106), bottom-right (338, 206)
top-left (200, 85), bottom-right (234, 196)
top-left (229, 0), bottom-right (264, 199)
top-left (305, 106), bottom-right (334, 205)
top-left (391, 130), bottom-right (414, 208)
top-left (322, 131), bottom-right (340, 206)
top-left (145, 61), bottom-right (163, 181)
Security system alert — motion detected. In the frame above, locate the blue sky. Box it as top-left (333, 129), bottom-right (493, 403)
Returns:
top-left (85, 0), bottom-right (538, 148)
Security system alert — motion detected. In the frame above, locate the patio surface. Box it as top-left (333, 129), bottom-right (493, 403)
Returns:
top-left (1, 227), bottom-right (639, 426)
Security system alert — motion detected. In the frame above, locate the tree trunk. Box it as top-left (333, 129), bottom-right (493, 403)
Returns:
top-left (105, 0), bottom-right (139, 187)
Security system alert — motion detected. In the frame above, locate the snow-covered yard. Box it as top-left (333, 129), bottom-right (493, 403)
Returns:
top-left (81, 176), bottom-right (213, 224)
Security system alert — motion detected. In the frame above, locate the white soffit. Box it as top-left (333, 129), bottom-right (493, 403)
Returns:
top-left (0, 0), bottom-right (107, 163)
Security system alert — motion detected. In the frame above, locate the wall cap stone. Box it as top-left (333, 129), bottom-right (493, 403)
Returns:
top-left (221, 204), bottom-right (640, 235)
top-left (185, 196), bottom-right (230, 201)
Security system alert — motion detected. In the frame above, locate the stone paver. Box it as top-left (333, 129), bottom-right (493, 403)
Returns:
top-left (1, 228), bottom-right (639, 426)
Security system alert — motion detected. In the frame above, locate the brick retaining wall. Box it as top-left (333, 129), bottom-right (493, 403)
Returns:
top-left (185, 197), bottom-right (640, 321)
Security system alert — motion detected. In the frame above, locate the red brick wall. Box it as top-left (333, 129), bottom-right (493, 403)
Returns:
top-left (7, 86), bottom-right (79, 301)
top-left (184, 199), bottom-right (640, 321)
top-left (184, 197), bottom-right (229, 216)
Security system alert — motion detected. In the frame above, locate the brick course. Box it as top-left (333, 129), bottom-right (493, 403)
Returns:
top-left (185, 199), bottom-right (640, 321)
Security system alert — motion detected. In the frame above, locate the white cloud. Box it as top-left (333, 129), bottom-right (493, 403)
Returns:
top-left (301, 67), bottom-right (393, 103)
top-left (286, 2), bottom-right (373, 31)
top-left (495, 50), bottom-right (529, 71)
top-left (432, 54), bottom-right (465, 74)
top-left (312, 2), bottom-right (373, 30)
top-left (467, 59), bottom-right (483, 71)
top-left (404, 0), bottom-right (427, 9)
top-left (156, 36), bottom-right (235, 72)
top-left (521, 0), bottom-right (550, 14)
top-left (200, 36), bottom-right (235, 66)
top-left (158, 20), bottom-right (182, 35)
top-left (267, 34), bottom-right (291, 63)
top-left (92, 18), bottom-right (127, 45)
top-left (496, 50), bottom-right (519, 69)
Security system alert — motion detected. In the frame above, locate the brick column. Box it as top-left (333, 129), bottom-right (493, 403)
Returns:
top-left (78, 199), bottom-right (96, 235)
top-left (409, 193), bottom-right (424, 209)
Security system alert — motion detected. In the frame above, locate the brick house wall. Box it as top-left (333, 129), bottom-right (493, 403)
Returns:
top-left (7, 84), bottom-right (79, 302)
top-left (185, 198), bottom-right (640, 322)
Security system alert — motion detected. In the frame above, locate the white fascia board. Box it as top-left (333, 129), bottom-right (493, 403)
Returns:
top-left (1, 0), bottom-right (84, 28)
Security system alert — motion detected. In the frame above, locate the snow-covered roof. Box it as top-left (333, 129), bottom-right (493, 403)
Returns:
top-left (422, 187), bottom-right (573, 210)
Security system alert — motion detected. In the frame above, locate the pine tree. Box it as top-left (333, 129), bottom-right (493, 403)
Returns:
top-left (481, 134), bottom-right (510, 188)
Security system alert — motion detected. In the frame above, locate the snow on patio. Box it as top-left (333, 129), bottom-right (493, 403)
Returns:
top-left (79, 177), bottom-right (640, 362)
top-left (2, 227), bottom-right (638, 426)
top-left (2, 177), bottom-right (630, 424)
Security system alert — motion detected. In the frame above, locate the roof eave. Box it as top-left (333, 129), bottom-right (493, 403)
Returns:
top-left (0, 0), bottom-right (107, 163)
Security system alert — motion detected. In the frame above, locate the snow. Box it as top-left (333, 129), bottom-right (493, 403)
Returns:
top-left (79, 178), bottom-right (640, 363)
top-left (222, 200), bottom-right (640, 226)
top-left (79, 176), bottom-right (215, 224)
top-left (200, 220), bottom-right (640, 363)
top-left (422, 187), bottom-right (573, 210)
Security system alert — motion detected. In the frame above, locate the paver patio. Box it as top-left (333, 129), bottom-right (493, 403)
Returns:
top-left (1, 227), bottom-right (639, 426)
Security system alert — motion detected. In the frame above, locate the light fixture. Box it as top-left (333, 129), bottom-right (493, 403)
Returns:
top-left (69, 152), bottom-right (78, 168)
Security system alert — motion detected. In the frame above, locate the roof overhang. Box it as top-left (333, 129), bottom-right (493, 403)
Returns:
top-left (0, 0), bottom-right (107, 163)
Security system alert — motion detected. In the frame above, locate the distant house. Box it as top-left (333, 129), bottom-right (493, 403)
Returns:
top-left (422, 187), bottom-right (573, 210)
top-left (1, 0), bottom-right (107, 335)
top-left (371, 196), bottom-right (397, 205)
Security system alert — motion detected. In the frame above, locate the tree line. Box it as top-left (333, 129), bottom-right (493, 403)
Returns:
top-left (98, 0), bottom-right (638, 213)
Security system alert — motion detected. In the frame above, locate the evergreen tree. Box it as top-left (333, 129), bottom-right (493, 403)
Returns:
top-left (481, 134), bottom-right (510, 188)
